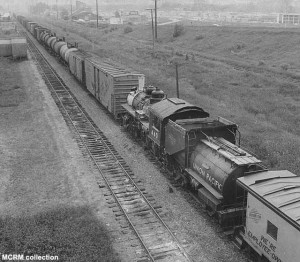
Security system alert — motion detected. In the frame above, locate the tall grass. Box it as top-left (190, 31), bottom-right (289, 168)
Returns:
top-left (0, 206), bottom-right (120, 262)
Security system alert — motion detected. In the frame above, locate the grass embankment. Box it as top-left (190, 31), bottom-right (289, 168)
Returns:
top-left (0, 206), bottom-right (118, 262)
top-left (34, 17), bottom-right (300, 173)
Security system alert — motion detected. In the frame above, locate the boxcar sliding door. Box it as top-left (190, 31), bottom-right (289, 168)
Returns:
top-left (96, 68), bottom-right (100, 101)
top-left (93, 67), bottom-right (98, 98)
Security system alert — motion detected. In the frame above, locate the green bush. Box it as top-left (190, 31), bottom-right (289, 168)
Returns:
top-left (124, 26), bottom-right (133, 34)
top-left (195, 35), bottom-right (204, 40)
top-left (173, 24), bottom-right (184, 37)
top-left (280, 63), bottom-right (289, 71)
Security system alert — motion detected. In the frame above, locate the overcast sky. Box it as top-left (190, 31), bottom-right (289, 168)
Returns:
top-left (0, 0), bottom-right (298, 12)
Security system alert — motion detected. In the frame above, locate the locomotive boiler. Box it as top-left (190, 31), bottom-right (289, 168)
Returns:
top-left (127, 85), bottom-right (165, 117)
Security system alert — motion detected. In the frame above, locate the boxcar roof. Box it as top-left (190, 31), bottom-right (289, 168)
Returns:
top-left (70, 50), bottom-right (92, 60)
top-left (149, 98), bottom-right (209, 121)
top-left (86, 56), bottom-right (143, 77)
top-left (237, 170), bottom-right (300, 230)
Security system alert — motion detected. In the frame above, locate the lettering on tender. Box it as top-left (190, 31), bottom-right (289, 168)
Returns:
top-left (192, 162), bottom-right (223, 191)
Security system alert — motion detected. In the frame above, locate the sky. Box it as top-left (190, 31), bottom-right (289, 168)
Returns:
top-left (0, 0), bottom-right (298, 13)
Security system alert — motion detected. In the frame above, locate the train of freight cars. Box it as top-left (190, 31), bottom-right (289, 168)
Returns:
top-left (17, 15), bottom-right (300, 262)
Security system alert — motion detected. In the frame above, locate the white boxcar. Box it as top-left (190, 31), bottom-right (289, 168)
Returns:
top-left (237, 170), bottom-right (300, 262)
top-left (85, 56), bottom-right (145, 119)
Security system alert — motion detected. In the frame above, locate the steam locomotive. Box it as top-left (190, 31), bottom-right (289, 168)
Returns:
top-left (121, 87), bottom-right (265, 226)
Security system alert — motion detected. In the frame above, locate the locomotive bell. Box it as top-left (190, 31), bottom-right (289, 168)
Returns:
top-left (145, 85), bottom-right (156, 95)
top-left (150, 88), bottom-right (165, 104)
top-left (151, 88), bottom-right (164, 98)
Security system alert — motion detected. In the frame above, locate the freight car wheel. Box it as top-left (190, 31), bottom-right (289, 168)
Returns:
top-left (162, 153), bottom-right (172, 172)
top-left (133, 126), bottom-right (141, 139)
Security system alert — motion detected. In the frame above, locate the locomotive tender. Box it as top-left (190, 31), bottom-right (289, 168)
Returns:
top-left (18, 15), bottom-right (300, 262)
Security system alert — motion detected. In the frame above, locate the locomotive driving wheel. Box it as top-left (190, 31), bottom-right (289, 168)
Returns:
top-left (172, 165), bottom-right (188, 187)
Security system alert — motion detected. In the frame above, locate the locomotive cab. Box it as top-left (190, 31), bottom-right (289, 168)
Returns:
top-left (148, 98), bottom-right (209, 148)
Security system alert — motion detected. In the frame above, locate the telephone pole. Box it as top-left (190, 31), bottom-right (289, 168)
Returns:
top-left (96, 0), bottom-right (99, 28)
top-left (176, 64), bottom-right (179, 98)
top-left (70, 0), bottom-right (73, 21)
top-left (56, 0), bottom-right (58, 20)
top-left (154, 0), bottom-right (158, 39)
top-left (146, 8), bottom-right (155, 54)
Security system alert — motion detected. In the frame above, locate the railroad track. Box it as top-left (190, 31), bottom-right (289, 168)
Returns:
top-left (22, 30), bottom-right (192, 262)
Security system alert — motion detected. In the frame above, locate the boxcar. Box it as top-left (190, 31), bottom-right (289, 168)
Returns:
top-left (30, 24), bottom-right (39, 36)
top-left (27, 22), bottom-right (36, 34)
top-left (237, 170), bottom-right (300, 262)
top-left (85, 56), bottom-right (145, 119)
top-left (69, 50), bottom-right (91, 86)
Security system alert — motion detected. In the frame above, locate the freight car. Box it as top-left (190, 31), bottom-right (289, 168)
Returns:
top-left (236, 170), bottom-right (300, 262)
top-left (17, 17), bottom-right (145, 118)
top-left (83, 55), bottom-right (145, 118)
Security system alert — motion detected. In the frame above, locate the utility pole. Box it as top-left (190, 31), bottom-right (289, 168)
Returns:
top-left (154, 0), bottom-right (158, 39)
top-left (96, 0), bottom-right (99, 28)
top-left (146, 8), bottom-right (155, 54)
top-left (56, 0), bottom-right (58, 20)
top-left (175, 64), bottom-right (179, 98)
top-left (70, 0), bottom-right (73, 21)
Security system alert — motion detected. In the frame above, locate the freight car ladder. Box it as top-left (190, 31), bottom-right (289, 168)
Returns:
top-left (187, 130), bottom-right (197, 166)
